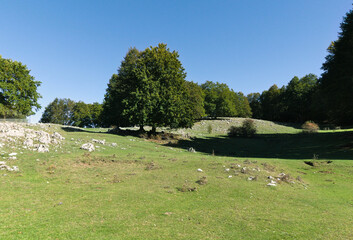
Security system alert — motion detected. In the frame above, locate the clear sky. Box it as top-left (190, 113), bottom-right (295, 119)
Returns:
top-left (1, 0), bottom-right (352, 123)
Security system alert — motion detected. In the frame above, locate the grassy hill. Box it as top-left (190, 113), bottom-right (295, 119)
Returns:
top-left (0, 119), bottom-right (352, 239)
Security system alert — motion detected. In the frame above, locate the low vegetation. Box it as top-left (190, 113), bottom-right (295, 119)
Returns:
top-left (228, 119), bottom-right (257, 138)
top-left (0, 120), bottom-right (352, 239)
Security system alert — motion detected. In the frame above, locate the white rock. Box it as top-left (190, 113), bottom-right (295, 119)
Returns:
top-left (197, 168), bottom-right (203, 172)
top-left (36, 144), bottom-right (49, 153)
top-left (9, 153), bottom-right (17, 156)
top-left (228, 175), bottom-right (233, 178)
top-left (111, 143), bottom-right (118, 147)
top-left (52, 132), bottom-right (65, 140)
top-left (225, 168), bottom-right (230, 172)
top-left (81, 143), bottom-right (95, 152)
top-left (92, 139), bottom-right (105, 145)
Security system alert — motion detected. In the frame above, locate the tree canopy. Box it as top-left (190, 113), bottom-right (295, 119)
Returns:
top-left (320, 7), bottom-right (353, 124)
top-left (102, 44), bottom-right (200, 131)
top-left (0, 55), bottom-right (41, 118)
top-left (201, 81), bottom-right (251, 118)
top-left (40, 98), bottom-right (102, 127)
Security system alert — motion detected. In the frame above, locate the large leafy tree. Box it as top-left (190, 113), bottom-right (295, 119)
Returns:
top-left (0, 55), bottom-right (41, 118)
top-left (102, 44), bottom-right (197, 132)
top-left (40, 98), bottom-right (76, 125)
top-left (260, 84), bottom-right (285, 121)
top-left (320, 7), bottom-right (353, 124)
top-left (283, 74), bottom-right (318, 122)
top-left (41, 98), bottom-right (102, 127)
top-left (201, 81), bottom-right (251, 118)
top-left (247, 92), bottom-right (262, 119)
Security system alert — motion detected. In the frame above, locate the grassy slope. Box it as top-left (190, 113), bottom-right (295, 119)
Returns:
top-left (0, 119), bottom-right (352, 239)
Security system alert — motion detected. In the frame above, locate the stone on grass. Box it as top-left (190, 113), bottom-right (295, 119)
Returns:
top-left (188, 147), bottom-right (196, 153)
top-left (197, 168), bottom-right (203, 172)
top-left (81, 143), bottom-right (95, 152)
top-left (36, 144), bottom-right (50, 153)
top-left (267, 180), bottom-right (277, 186)
top-left (92, 139), bottom-right (105, 145)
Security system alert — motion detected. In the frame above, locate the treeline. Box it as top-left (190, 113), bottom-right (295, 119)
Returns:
top-left (247, 7), bottom-right (353, 126)
top-left (40, 98), bottom-right (102, 128)
top-left (247, 74), bottom-right (320, 123)
top-left (39, 7), bottom-right (353, 128)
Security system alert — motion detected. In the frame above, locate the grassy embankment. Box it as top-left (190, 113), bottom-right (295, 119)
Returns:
top-left (0, 118), bottom-right (352, 239)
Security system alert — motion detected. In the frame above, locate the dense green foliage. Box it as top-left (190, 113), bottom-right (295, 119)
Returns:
top-left (40, 98), bottom-right (102, 127)
top-left (228, 119), bottom-right (257, 137)
top-left (247, 74), bottom-right (319, 123)
top-left (102, 44), bottom-right (201, 131)
top-left (319, 8), bottom-right (353, 125)
top-left (201, 81), bottom-right (251, 118)
top-left (0, 55), bottom-right (41, 118)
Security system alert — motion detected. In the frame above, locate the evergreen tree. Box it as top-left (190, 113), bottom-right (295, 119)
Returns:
top-left (320, 7), bottom-right (353, 124)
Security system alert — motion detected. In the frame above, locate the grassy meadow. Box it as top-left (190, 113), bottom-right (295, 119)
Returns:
top-left (0, 119), bottom-right (352, 239)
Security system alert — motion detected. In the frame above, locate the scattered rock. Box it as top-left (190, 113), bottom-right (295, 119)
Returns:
top-left (52, 132), bottom-right (65, 140)
top-left (0, 161), bottom-right (19, 171)
top-left (111, 143), bottom-right (118, 147)
top-left (92, 139), bottom-right (105, 145)
top-left (267, 180), bottom-right (277, 186)
top-left (247, 176), bottom-right (257, 181)
top-left (81, 143), bottom-right (95, 152)
top-left (188, 147), bottom-right (196, 153)
top-left (36, 144), bottom-right (50, 153)
top-left (197, 168), bottom-right (203, 172)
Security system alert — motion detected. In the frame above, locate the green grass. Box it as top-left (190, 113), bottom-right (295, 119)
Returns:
top-left (0, 120), bottom-right (352, 239)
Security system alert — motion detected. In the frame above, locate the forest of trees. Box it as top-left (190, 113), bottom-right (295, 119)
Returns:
top-left (2, 6), bottom-right (352, 129)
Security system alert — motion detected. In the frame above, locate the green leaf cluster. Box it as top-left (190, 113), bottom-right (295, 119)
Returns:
top-left (201, 81), bottom-right (251, 118)
top-left (319, 7), bottom-right (353, 125)
top-left (102, 44), bottom-right (203, 130)
top-left (40, 98), bottom-right (102, 127)
top-left (0, 55), bottom-right (41, 118)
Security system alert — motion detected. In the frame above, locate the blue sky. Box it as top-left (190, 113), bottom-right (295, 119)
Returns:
top-left (0, 0), bottom-right (352, 122)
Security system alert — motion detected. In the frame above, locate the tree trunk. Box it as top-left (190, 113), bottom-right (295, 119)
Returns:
top-left (139, 125), bottom-right (144, 132)
top-left (151, 126), bottom-right (156, 134)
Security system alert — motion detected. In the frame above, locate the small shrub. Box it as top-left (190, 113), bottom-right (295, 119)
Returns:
top-left (302, 121), bottom-right (319, 133)
top-left (207, 124), bottom-right (213, 134)
top-left (228, 119), bottom-right (257, 137)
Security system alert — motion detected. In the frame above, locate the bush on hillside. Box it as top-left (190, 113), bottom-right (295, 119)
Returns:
top-left (302, 121), bottom-right (319, 133)
top-left (228, 119), bottom-right (257, 137)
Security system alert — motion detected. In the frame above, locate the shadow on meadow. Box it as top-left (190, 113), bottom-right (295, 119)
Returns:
top-left (168, 131), bottom-right (353, 160)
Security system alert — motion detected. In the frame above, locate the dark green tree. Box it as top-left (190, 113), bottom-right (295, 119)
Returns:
top-left (0, 55), bottom-right (41, 118)
top-left (247, 92), bottom-right (262, 119)
top-left (283, 74), bottom-right (318, 122)
top-left (72, 101), bottom-right (91, 127)
top-left (184, 81), bottom-right (205, 120)
top-left (102, 44), bottom-right (197, 132)
top-left (233, 91), bottom-right (252, 118)
top-left (320, 7), bottom-right (353, 124)
top-left (201, 81), bottom-right (237, 118)
top-left (260, 84), bottom-right (285, 121)
top-left (40, 98), bottom-right (75, 125)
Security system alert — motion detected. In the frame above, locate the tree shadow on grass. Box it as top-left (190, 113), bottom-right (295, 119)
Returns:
top-left (167, 131), bottom-right (353, 160)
